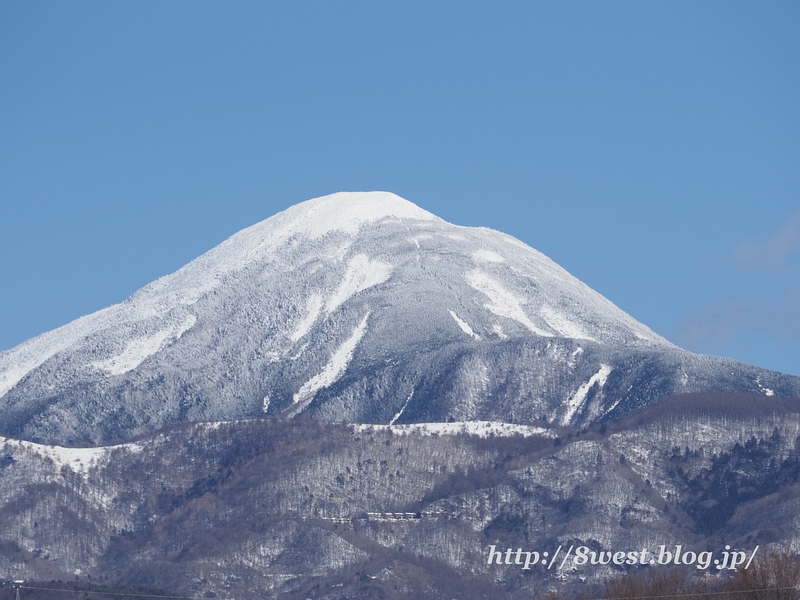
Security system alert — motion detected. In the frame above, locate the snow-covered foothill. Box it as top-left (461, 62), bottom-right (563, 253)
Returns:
top-left (354, 420), bottom-right (555, 438)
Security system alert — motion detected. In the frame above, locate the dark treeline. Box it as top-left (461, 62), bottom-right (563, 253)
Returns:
top-left (611, 393), bottom-right (800, 433)
top-left (0, 580), bottom-right (187, 599)
top-left (537, 552), bottom-right (800, 599)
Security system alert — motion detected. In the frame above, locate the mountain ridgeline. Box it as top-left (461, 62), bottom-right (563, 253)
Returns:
top-left (1, 192), bottom-right (797, 445)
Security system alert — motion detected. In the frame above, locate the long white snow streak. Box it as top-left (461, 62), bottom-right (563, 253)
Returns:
top-left (539, 306), bottom-right (596, 342)
top-left (756, 377), bottom-right (775, 397)
top-left (290, 313), bottom-right (370, 414)
top-left (472, 249), bottom-right (505, 263)
top-left (560, 364), bottom-right (612, 426)
top-left (492, 324), bottom-right (508, 339)
top-left (601, 397), bottom-right (623, 419)
top-left (448, 310), bottom-right (479, 339)
top-left (93, 314), bottom-right (197, 376)
top-left (466, 269), bottom-right (550, 336)
top-left (390, 390), bottom-right (414, 425)
top-left (355, 421), bottom-right (555, 439)
top-left (291, 294), bottom-right (323, 342)
top-left (0, 304), bottom-right (118, 398)
top-left (0, 360), bottom-right (44, 400)
top-left (325, 255), bottom-right (392, 315)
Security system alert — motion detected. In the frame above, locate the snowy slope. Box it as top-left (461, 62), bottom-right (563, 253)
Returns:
top-left (1, 192), bottom-right (799, 445)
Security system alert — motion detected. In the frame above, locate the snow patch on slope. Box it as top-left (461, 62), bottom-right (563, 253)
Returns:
top-left (326, 255), bottom-right (392, 315)
top-left (539, 305), bottom-right (596, 342)
top-left (492, 324), bottom-right (508, 339)
top-left (473, 249), bottom-right (505, 263)
top-left (0, 305), bottom-right (119, 398)
top-left (355, 421), bottom-right (555, 438)
top-left (560, 364), bottom-right (612, 426)
top-left (93, 314), bottom-right (197, 376)
top-left (466, 269), bottom-right (550, 336)
top-left (448, 310), bottom-right (480, 339)
top-left (291, 294), bottom-right (323, 342)
top-left (0, 436), bottom-right (141, 477)
top-left (290, 313), bottom-right (370, 416)
top-left (390, 390), bottom-right (414, 425)
top-left (0, 358), bottom-right (47, 400)
top-left (756, 377), bottom-right (775, 397)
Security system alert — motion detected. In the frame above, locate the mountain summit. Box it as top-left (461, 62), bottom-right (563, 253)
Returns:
top-left (1, 192), bottom-right (798, 444)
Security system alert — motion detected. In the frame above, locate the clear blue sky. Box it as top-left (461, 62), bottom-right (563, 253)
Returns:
top-left (2, 1), bottom-right (799, 376)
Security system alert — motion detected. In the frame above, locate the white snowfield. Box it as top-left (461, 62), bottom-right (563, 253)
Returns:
top-left (466, 269), bottom-right (551, 337)
top-left (472, 249), bottom-right (505, 263)
top-left (354, 421), bottom-right (555, 438)
top-left (93, 314), bottom-right (197, 376)
top-left (291, 294), bottom-right (324, 343)
top-left (560, 364), bottom-right (613, 426)
top-left (0, 435), bottom-right (141, 477)
top-left (448, 309), bottom-right (479, 339)
top-left (324, 255), bottom-right (391, 315)
top-left (289, 312), bottom-right (371, 416)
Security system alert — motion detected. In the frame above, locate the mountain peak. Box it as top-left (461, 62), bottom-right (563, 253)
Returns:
top-left (2, 192), bottom-right (799, 444)
top-left (276, 191), bottom-right (441, 239)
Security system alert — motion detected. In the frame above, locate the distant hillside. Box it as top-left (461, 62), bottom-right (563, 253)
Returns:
top-left (1, 393), bottom-right (799, 598)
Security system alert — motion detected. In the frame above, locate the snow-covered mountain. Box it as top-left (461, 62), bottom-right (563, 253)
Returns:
top-left (3, 192), bottom-right (800, 598)
top-left (1, 191), bottom-right (798, 444)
